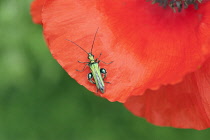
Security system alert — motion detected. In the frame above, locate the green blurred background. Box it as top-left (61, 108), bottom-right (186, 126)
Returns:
top-left (0, 0), bottom-right (210, 140)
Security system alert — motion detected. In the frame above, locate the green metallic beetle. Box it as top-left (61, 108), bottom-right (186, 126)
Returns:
top-left (66, 28), bottom-right (113, 93)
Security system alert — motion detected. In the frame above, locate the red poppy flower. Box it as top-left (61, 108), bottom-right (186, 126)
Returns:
top-left (31, 0), bottom-right (45, 24)
top-left (30, 0), bottom-right (210, 130)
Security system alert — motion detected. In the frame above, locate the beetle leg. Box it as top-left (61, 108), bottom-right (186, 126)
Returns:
top-left (88, 73), bottom-right (96, 84)
top-left (78, 61), bottom-right (89, 63)
top-left (100, 68), bottom-right (107, 79)
top-left (100, 68), bottom-right (111, 84)
top-left (99, 60), bottom-right (114, 65)
top-left (76, 64), bottom-right (88, 72)
top-left (95, 53), bottom-right (102, 61)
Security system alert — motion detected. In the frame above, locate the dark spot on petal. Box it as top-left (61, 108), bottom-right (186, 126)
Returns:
top-left (148, 0), bottom-right (203, 12)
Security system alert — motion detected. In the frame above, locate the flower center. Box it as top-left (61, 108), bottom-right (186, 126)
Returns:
top-left (149, 0), bottom-right (203, 12)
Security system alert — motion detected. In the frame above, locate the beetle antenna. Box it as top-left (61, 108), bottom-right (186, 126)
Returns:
top-left (90, 27), bottom-right (99, 54)
top-left (66, 39), bottom-right (89, 54)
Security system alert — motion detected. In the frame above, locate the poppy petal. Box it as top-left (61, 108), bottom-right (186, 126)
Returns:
top-left (125, 57), bottom-right (210, 130)
top-left (30, 0), bottom-right (45, 24)
top-left (41, 0), bottom-right (210, 102)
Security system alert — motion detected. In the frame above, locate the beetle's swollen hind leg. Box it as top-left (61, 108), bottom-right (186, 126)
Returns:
top-left (100, 68), bottom-right (107, 78)
top-left (88, 73), bottom-right (96, 84)
top-left (88, 73), bottom-right (98, 93)
top-left (76, 64), bottom-right (88, 72)
top-left (100, 68), bottom-right (111, 84)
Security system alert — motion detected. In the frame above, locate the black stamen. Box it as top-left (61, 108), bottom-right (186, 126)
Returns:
top-left (148, 0), bottom-right (203, 13)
